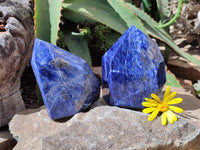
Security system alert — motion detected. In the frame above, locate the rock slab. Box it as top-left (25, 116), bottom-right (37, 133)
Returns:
top-left (9, 88), bottom-right (200, 150)
top-left (102, 25), bottom-right (166, 109)
top-left (42, 106), bottom-right (200, 150)
top-left (31, 39), bottom-right (100, 119)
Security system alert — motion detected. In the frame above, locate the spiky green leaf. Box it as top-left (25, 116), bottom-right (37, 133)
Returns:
top-left (61, 9), bottom-right (96, 24)
top-left (107, 0), bottom-right (146, 34)
top-left (35, 0), bottom-right (63, 45)
top-left (156, 0), bottom-right (170, 20)
top-left (62, 24), bottom-right (91, 66)
top-left (120, 2), bottom-right (200, 66)
top-left (106, 31), bottom-right (121, 46)
top-left (142, 0), bottom-right (152, 13)
top-left (166, 72), bottom-right (182, 88)
top-left (62, 0), bottom-right (128, 34)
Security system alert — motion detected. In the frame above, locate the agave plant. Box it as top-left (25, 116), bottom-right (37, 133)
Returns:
top-left (34, 0), bottom-right (189, 105)
top-left (34, 0), bottom-right (200, 96)
top-left (35, 0), bottom-right (200, 66)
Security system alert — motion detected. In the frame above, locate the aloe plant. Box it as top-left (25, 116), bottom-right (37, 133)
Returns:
top-left (61, 24), bottom-right (91, 66)
top-left (156, 0), bottom-right (183, 28)
top-left (61, 0), bottom-right (200, 66)
top-left (35, 0), bottom-right (200, 90)
top-left (142, 0), bottom-right (182, 63)
top-left (35, 0), bottom-right (200, 66)
top-left (35, 0), bottom-right (63, 45)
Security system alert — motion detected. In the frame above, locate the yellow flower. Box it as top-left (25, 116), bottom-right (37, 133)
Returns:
top-left (142, 86), bottom-right (184, 126)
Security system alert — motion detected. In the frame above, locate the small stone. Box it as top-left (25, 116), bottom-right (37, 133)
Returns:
top-left (102, 25), bottom-right (166, 108)
top-left (167, 58), bottom-right (200, 82)
top-left (31, 39), bottom-right (100, 119)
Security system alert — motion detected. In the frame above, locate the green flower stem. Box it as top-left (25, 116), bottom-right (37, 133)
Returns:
top-left (155, 0), bottom-right (183, 28)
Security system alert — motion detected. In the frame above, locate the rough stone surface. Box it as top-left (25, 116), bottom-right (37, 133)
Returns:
top-left (42, 107), bottom-right (200, 150)
top-left (9, 87), bottom-right (200, 150)
top-left (31, 39), bottom-right (100, 119)
top-left (9, 106), bottom-right (68, 150)
top-left (0, 0), bottom-right (35, 127)
top-left (102, 25), bottom-right (166, 109)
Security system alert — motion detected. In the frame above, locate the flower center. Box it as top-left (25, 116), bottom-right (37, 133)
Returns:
top-left (157, 102), bottom-right (168, 112)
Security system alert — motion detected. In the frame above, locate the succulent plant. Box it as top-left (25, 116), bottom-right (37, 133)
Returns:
top-left (193, 80), bottom-right (200, 97)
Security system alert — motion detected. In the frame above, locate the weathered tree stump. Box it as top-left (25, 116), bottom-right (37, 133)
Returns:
top-left (0, 0), bottom-right (34, 127)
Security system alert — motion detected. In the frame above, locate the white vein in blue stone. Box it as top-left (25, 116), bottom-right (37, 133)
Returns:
top-left (48, 48), bottom-right (72, 113)
top-left (102, 25), bottom-right (166, 109)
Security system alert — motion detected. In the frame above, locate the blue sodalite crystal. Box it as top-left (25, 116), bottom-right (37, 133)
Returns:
top-left (102, 25), bottom-right (166, 109)
top-left (31, 39), bottom-right (100, 119)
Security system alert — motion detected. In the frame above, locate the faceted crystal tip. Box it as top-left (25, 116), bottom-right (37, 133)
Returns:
top-left (102, 25), bottom-right (166, 109)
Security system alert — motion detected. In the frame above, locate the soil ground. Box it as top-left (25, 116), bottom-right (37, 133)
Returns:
top-left (21, 65), bottom-right (38, 109)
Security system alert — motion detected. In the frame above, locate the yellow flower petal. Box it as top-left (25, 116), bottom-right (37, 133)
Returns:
top-left (142, 86), bottom-right (183, 126)
top-left (163, 86), bottom-right (170, 100)
top-left (167, 98), bottom-right (183, 105)
top-left (143, 107), bottom-right (157, 113)
top-left (166, 110), bottom-right (177, 124)
top-left (161, 112), bottom-right (167, 126)
top-left (164, 92), bottom-right (177, 102)
top-left (169, 106), bottom-right (184, 113)
top-left (148, 109), bottom-right (159, 121)
top-left (151, 93), bottom-right (161, 102)
top-left (173, 114), bottom-right (177, 122)
top-left (142, 102), bottom-right (158, 107)
top-left (144, 98), bottom-right (159, 104)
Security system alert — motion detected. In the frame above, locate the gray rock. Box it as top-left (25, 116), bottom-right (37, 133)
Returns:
top-left (9, 87), bottom-right (200, 150)
top-left (42, 106), bottom-right (200, 150)
top-left (9, 106), bottom-right (70, 150)
top-left (0, 0), bottom-right (35, 127)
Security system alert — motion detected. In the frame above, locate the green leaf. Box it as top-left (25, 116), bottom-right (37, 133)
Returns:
top-left (35, 0), bottom-right (63, 45)
top-left (142, 0), bottom-right (152, 13)
top-left (106, 31), bottom-right (121, 46)
top-left (61, 9), bottom-right (96, 24)
top-left (107, 0), bottom-right (147, 34)
top-left (62, 24), bottom-right (91, 66)
top-left (62, 0), bottom-right (128, 34)
top-left (156, 0), bottom-right (170, 20)
top-left (65, 35), bottom-right (91, 66)
top-left (62, 0), bottom-right (200, 66)
top-left (165, 72), bottom-right (182, 88)
top-left (122, 3), bottom-right (200, 66)
top-left (193, 80), bottom-right (200, 97)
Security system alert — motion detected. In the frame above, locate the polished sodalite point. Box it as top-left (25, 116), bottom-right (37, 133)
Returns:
top-left (31, 39), bottom-right (100, 119)
top-left (102, 25), bottom-right (166, 109)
